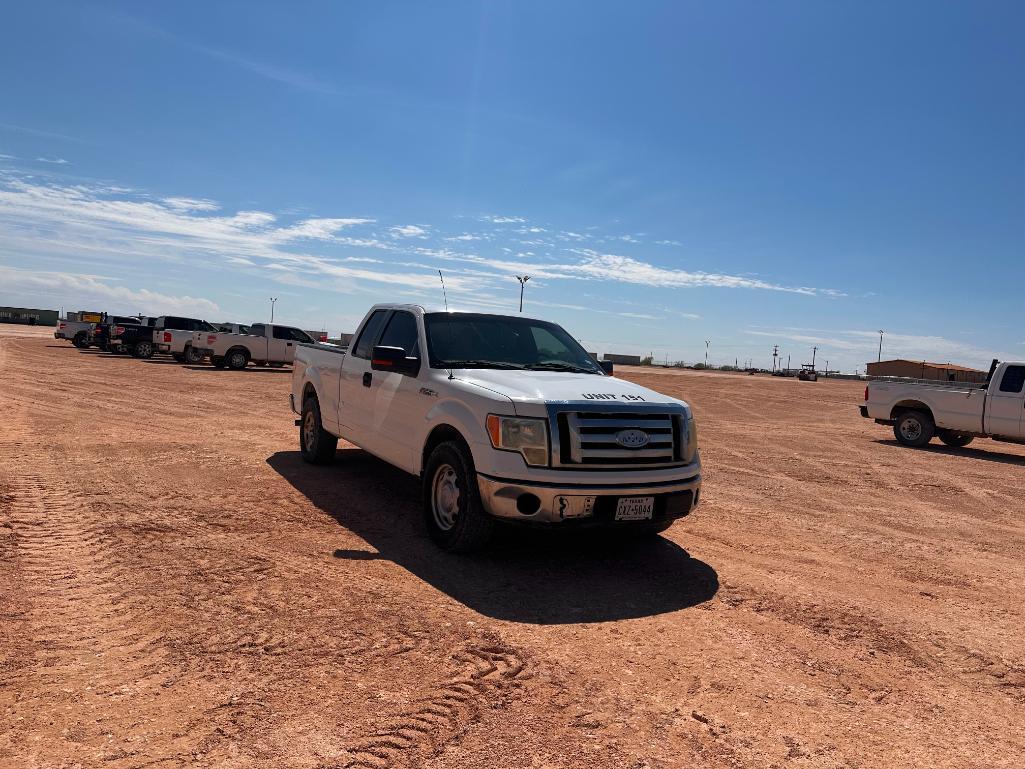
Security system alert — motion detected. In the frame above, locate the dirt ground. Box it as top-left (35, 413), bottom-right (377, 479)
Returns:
top-left (1, 326), bottom-right (1023, 769)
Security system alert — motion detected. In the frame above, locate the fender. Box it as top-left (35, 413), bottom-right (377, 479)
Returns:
top-left (300, 363), bottom-right (333, 429)
top-left (419, 397), bottom-right (502, 476)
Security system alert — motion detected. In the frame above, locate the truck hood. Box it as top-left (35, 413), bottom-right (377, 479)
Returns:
top-left (453, 369), bottom-right (685, 410)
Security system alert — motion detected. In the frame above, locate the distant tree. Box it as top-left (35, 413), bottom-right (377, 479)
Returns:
top-left (640, 356), bottom-right (654, 366)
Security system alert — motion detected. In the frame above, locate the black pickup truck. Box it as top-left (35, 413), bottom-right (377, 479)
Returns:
top-left (109, 318), bottom-right (158, 358)
top-left (93, 316), bottom-right (146, 352)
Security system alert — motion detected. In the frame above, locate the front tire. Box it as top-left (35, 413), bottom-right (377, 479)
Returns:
top-left (132, 341), bottom-right (154, 359)
top-left (894, 410), bottom-right (935, 447)
top-left (938, 430), bottom-right (974, 448)
top-left (300, 397), bottom-right (337, 464)
top-left (423, 441), bottom-right (493, 553)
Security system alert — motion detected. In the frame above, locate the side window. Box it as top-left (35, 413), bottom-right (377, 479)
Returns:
top-left (290, 328), bottom-right (314, 343)
top-left (272, 325), bottom-right (290, 339)
top-left (999, 365), bottom-right (1025, 393)
top-left (377, 311), bottom-right (419, 355)
top-left (250, 324), bottom-right (266, 338)
top-left (352, 310), bottom-right (389, 359)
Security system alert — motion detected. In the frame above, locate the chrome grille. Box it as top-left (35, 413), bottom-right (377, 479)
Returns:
top-left (553, 408), bottom-right (686, 468)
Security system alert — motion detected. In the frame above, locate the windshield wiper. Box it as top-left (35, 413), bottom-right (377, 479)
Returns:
top-left (438, 359), bottom-right (526, 370)
top-left (525, 362), bottom-right (600, 374)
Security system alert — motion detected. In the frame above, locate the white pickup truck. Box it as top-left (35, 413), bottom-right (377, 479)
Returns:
top-left (861, 360), bottom-right (1025, 447)
top-left (192, 322), bottom-right (316, 369)
top-left (54, 319), bottom-right (98, 348)
top-left (152, 316), bottom-right (216, 363)
top-left (290, 304), bottom-right (701, 551)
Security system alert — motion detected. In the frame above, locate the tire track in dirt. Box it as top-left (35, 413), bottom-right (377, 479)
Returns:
top-left (337, 639), bottom-right (527, 768)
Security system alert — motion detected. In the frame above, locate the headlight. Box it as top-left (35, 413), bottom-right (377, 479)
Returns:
top-left (486, 415), bottom-right (549, 467)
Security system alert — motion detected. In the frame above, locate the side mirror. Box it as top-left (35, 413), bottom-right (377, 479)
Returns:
top-left (599, 360), bottom-right (614, 376)
top-left (372, 345), bottom-right (420, 376)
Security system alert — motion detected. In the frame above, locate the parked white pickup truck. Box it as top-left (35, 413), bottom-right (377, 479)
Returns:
top-left (193, 322), bottom-right (315, 369)
top-left (861, 360), bottom-right (1025, 447)
top-left (290, 304), bottom-right (701, 551)
top-left (54, 319), bottom-right (97, 348)
top-left (152, 316), bottom-right (216, 363)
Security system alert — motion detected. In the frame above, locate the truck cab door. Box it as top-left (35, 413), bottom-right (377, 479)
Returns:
top-left (985, 365), bottom-right (1025, 438)
top-left (338, 309), bottom-right (390, 440)
top-left (361, 310), bottom-right (425, 472)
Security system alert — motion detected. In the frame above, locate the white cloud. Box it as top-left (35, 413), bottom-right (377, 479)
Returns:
top-left (36, 157), bottom-right (69, 164)
top-left (482, 215), bottom-right (526, 224)
top-left (0, 154), bottom-right (15, 160)
top-left (656, 239), bottom-right (682, 247)
top-left (389, 224), bottom-right (430, 239)
top-left (0, 266), bottom-right (220, 317)
top-left (444, 233), bottom-right (482, 242)
top-left (162, 196), bottom-right (219, 212)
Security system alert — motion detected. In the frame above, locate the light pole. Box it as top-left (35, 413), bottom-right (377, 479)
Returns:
top-left (704, 340), bottom-right (710, 368)
top-left (270, 297), bottom-right (278, 323)
top-left (516, 276), bottom-right (530, 312)
top-left (878, 330), bottom-right (884, 362)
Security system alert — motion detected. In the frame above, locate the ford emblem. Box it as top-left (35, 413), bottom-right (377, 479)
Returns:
top-left (615, 428), bottom-right (650, 449)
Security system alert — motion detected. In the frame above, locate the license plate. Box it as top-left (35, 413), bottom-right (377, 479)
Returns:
top-left (615, 496), bottom-right (655, 521)
top-left (554, 495), bottom-right (596, 520)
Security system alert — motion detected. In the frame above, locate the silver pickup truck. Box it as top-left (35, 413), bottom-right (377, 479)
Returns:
top-left (861, 360), bottom-right (1025, 447)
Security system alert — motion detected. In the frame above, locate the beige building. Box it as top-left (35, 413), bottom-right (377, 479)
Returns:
top-left (867, 359), bottom-right (988, 383)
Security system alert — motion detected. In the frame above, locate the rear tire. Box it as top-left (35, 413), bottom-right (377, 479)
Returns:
top-left (132, 341), bottom-right (154, 359)
top-left (72, 332), bottom-right (89, 349)
top-left (423, 441), bottom-right (494, 553)
top-left (938, 430), bottom-right (974, 448)
top-left (184, 345), bottom-right (203, 364)
top-left (300, 397), bottom-right (337, 464)
top-left (226, 349), bottom-right (249, 370)
top-left (894, 410), bottom-right (935, 447)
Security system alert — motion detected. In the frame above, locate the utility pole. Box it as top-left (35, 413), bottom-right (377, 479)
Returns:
top-left (704, 340), bottom-right (710, 368)
top-left (772, 344), bottom-right (779, 372)
top-left (811, 346), bottom-right (817, 370)
top-left (825, 360), bottom-right (829, 375)
top-left (516, 276), bottom-right (530, 312)
top-left (786, 354), bottom-right (791, 372)
top-left (270, 297), bottom-right (278, 323)
top-left (878, 330), bottom-right (884, 362)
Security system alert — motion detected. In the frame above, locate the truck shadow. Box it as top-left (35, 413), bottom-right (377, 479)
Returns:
top-left (266, 448), bottom-right (719, 624)
top-left (874, 439), bottom-right (1025, 466)
top-left (182, 366), bottom-right (293, 373)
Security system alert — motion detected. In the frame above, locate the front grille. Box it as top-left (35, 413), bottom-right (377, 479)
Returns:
top-left (554, 408), bottom-right (686, 468)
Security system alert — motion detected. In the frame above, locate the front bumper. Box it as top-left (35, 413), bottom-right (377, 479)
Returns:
top-left (477, 472), bottom-right (701, 526)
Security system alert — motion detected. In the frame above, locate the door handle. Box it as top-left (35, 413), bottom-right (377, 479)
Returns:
top-left (363, 372), bottom-right (372, 388)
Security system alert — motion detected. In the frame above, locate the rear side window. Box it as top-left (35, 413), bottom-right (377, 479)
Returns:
top-left (999, 365), bottom-right (1025, 393)
top-left (378, 311), bottom-right (419, 355)
top-left (352, 310), bottom-right (389, 359)
top-left (273, 326), bottom-right (313, 342)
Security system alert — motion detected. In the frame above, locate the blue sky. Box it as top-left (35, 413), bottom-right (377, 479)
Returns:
top-left (1, 1), bottom-right (1023, 371)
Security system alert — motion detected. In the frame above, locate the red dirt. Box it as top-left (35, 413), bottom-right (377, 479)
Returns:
top-left (1, 328), bottom-right (1023, 768)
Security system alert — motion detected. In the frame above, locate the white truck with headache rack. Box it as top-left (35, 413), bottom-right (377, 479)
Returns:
top-left (192, 323), bottom-right (315, 369)
top-left (152, 316), bottom-right (216, 363)
top-left (861, 360), bottom-right (1025, 447)
top-left (290, 304), bottom-right (701, 552)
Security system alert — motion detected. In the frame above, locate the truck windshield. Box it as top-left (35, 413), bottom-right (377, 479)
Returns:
top-left (424, 313), bottom-right (603, 374)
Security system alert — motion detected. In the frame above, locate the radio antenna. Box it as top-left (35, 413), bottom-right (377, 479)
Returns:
top-left (438, 269), bottom-right (449, 311)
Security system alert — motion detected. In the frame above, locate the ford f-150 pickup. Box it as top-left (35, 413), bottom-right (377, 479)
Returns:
top-left (861, 360), bottom-right (1025, 447)
top-left (152, 316), bottom-right (216, 362)
top-left (291, 304), bottom-right (701, 552)
top-left (192, 323), bottom-right (314, 369)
